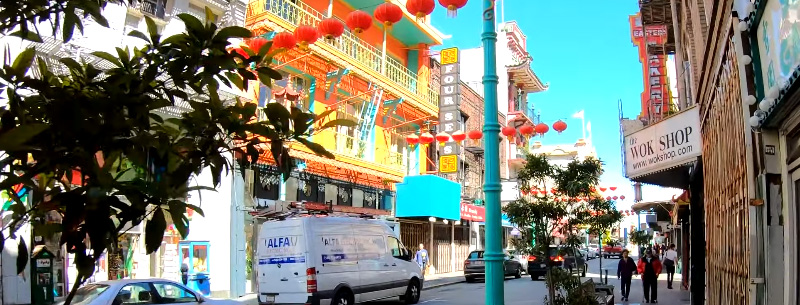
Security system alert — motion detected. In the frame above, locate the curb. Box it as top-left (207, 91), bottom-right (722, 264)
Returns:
top-left (423, 279), bottom-right (465, 290)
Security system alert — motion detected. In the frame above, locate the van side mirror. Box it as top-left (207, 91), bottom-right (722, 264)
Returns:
top-left (401, 248), bottom-right (412, 261)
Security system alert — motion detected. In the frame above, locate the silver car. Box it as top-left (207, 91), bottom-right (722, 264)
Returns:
top-left (507, 249), bottom-right (529, 273)
top-left (57, 278), bottom-right (240, 305)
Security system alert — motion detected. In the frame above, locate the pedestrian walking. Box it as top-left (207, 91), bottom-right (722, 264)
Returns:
top-left (415, 244), bottom-right (429, 275)
top-left (637, 249), bottom-right (662, 303)
top-left (663, 244), bottom-right (678, 289)
top-left (616, 249), bottom-right (637, 301)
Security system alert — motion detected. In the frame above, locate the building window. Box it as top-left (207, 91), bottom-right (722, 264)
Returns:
top-left (124, 14), bottom-right (141, 33)
top-left (188, 2), bottom-right (219, 24)
top-left (134, 0), bottom-right (168, 19)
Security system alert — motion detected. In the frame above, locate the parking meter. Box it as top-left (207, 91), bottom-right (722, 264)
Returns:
top-left (31, 246), bottom-right (55, 305)
top-left (180, 263), bottom-right (189, 285)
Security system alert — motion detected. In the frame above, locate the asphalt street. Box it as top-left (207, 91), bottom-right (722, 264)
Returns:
top-left (367, 254), bottom-right (689, 305)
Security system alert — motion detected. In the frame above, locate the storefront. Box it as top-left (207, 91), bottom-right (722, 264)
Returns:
top-left (395, 175), bottom-right (472, 275)
top-left (621, 106), bottom-right (703, 297)
top-left (742, 0), bottom-right (800, 303)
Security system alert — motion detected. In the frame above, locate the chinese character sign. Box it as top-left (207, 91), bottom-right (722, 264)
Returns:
top-left (629, 13), bottom-right (670, 122)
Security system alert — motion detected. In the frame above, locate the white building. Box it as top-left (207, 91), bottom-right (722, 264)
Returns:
top-left (0, 0), bottom-right (251, 301)
top-left (457, 21), bottom-right (549, 181)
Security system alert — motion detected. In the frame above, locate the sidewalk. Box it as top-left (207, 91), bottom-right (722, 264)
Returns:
top-left (585, 272), bottom-right (690, 304)
top-left (234, 271), bottom-right (465, 305)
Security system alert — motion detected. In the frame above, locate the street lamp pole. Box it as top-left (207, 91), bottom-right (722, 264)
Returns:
top-left (481, 1), bottom-right (504, 304)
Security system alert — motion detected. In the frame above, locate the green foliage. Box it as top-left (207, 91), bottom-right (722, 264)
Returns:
top-left (542, 268), bottom-right (600, 305)
top-left (504, 153), bottom-right (623, 304)
top-left (0, 2), bottom-right (352, 304)
top-left (629, 229), bottom-right (653, 246)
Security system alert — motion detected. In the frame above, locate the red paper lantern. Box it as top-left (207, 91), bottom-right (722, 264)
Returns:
top-left (451, 130), bottom-right (467, 143)
top-left (606, 196), bottom-right (612, 200)
top-left (609, 186), bottom-right (617, 191)
top-left (519, 125), bottom-right (535, 138)
top-left (535, 123), bottom-right (549, 136)
top-left (346, 10), bottom-right (373, 33)
top-left (620, 195), bottom-right (626, 200)
top-left (551, 189), bottom-right (557, 194)
top-left (468, 130), bottom-right (483, 145)
top-left (294, 25), bottom-right (319, 50)
top-left (272, 32), bottom-right (297, 50)
top-left (599, 187), bottom-right (607, 192)
top-left (613, 196), bottom-right (618, 200)
top-left (374, 2), bottom-right (403, 27)
top-left (406, 134), bottom-right (419, 147)
top-left (319, 18), bottom-right (345, 40)
top-left (435, 132), bottom-right (450, 146)
top-left (438, 0), bottom-right (468, 17)
top-left (247, 37), bottom-right (269, 54)
top-left (501, 126), bottom-right (516, 140)
top-left (419, 132), bottom-right (434, 145)
top-left (406, 0), bottom-right (436, 21)
top-left (553, 120), bottom-right (567, 134)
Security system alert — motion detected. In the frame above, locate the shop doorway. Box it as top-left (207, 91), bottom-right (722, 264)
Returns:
top-left (791, 170), bottom-right (800, 304)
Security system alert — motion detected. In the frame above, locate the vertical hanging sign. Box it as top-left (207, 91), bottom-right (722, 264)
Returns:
top-left (439, 47), bottom-right (462, 174)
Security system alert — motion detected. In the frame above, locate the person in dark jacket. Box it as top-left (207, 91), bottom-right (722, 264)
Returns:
top-left (637, 249), bottom-right (663, 303)
top-left (616, 249), bottom-right (637, 301)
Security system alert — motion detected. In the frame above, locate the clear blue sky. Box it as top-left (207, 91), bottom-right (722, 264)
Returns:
top-left (430, 0), bottom-right (680, 206)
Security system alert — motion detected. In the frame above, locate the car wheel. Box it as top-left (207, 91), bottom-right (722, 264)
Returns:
top-left (531, 274), bottom-right (538, 281)
top-left (582, 264), bottom-right (587, 277)
top-left (515, 267), bottom-right (522, 279)
top-left (332, 289), bottom-right (354, 305)
top-left (404, 280), bottom-right (421, 304)
top-left (465, 276), bottom-right (475, 283)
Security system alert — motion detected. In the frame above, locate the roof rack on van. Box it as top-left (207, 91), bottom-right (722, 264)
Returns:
top-left (250, 200), bottom-right (390, 220)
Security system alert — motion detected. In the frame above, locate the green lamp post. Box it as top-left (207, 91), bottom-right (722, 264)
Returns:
top-left (480, 1), bottom-right (504, 304)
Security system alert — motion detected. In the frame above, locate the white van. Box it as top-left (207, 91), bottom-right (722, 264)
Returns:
top-left (256, 216), bottom-right (423, 305)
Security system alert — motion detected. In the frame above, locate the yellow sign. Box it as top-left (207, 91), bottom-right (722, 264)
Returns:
top-left (439, 155), bottom-right (458, 173)
top-left (440, 47), bottom-right (459, 65)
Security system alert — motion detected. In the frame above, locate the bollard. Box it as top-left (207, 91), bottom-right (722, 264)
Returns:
top-left (604, 269), bottom-right (609, 284)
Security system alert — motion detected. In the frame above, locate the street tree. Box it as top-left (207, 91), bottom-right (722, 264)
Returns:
top-left (0, 1), bottom-right (352, 303)
top-left (504, 153), bottom-right (623, 305)
top-left (629, 229), bottom-right (653, 254)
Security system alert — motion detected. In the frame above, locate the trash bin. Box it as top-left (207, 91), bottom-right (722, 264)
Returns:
top-left (189, 273), bottom-right (211, 297)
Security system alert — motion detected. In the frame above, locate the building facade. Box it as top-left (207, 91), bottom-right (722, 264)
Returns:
top-left (0, 0), bottom-right (256, 302)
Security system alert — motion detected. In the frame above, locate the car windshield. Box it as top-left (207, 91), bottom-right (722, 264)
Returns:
top-left (468, 251), bottom-right (484, 259)
top-left (56, 284), bottom-right (109, 305)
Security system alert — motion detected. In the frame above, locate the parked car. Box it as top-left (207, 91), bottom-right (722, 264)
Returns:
top-left (55, 278), bottom-right (239, 305)
top-left (258, 216), bottom-right (423, 305)
top-left (464, 250), bottom-right (524, 282)
top-left (527, 246), bottom-right (588, 280)
top-left (602, 245), bottom-right (624, 258)
top-left (578, 248), bottom-right (591, 260)
top-left (507, 249), bottom-right (529, 273)
top-left (587, 245), bottom-right (601, 258)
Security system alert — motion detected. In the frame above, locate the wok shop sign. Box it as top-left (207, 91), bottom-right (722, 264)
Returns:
top-left (624, 106), bottom-right (701, 178)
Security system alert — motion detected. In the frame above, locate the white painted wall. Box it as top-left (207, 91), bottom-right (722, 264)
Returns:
top-left (0, 218), bottom-right (32, 305)
top-left (185, 153), bottom-right (246, 298)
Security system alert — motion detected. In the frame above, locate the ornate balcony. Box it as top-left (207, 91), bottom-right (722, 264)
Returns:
top-left (246, 0), bottom-right (439, 116)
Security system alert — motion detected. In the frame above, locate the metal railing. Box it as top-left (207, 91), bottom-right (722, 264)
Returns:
top-left (246, 0), bottom-right (439, 108)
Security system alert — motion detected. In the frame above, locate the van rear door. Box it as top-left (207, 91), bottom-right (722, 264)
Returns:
top-left (257, 219), bottom-right (309, 304)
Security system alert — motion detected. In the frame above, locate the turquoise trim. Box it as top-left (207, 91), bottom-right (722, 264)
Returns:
top-left (279, 179), bottom-right (286, 200)
top-left (340, 0), bottom-right (437, 46)
top-left (367, 125), bottom-right (376, 162)
top-left (407, 50), bottom-right (419, 73)
top-left (749, 0), bottom-right (769, 100)
top-left (308, 78), bottom-right (317, 111)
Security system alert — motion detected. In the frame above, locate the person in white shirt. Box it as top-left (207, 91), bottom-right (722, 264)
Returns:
top-left (663, 244), bottom-right (679, 289)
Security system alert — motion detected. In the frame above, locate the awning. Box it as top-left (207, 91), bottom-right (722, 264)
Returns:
top-left (506, 57), bottom-right (548, 93)
top-left (395, 175), bottom-right (461, 220)
top-left (476, 213), bottom-right (514, 228)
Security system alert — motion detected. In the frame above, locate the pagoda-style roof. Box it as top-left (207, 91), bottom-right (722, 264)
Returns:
top-left (640, 0), bottom-right (676, 55)
top-left (506, 56), bottom-right (548, 93)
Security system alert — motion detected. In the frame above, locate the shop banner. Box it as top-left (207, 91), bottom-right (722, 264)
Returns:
top-left (438, 47), bottom-right (462, 172)
top-left (460, 203), bottom-right (485, 222)
top-left (624, 106), bottom-right (701, 178)
top-left (756, 0), bottom-right (800, 92)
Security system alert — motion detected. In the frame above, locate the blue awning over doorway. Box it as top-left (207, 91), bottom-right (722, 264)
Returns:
top-left (395, 175), bottom-right (461, 220)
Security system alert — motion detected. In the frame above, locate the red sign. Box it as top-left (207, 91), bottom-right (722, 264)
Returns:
top-left (460, 203), bottom-right (485, 222)
top-left (629, 13), bottom-right (670, 122)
